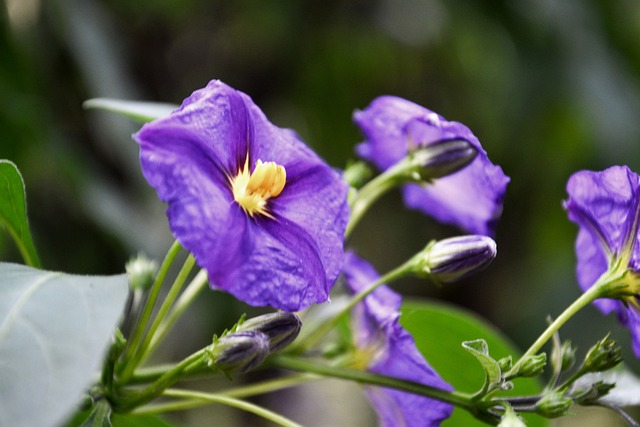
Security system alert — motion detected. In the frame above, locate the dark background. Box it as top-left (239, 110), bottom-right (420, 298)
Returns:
top-left (2, 0), bottom-right (640, 425)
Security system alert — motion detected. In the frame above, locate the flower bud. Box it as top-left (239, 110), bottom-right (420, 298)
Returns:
top-left (498, 405), bottom-right (526, 427)
top-left (517, 353), bottom-right (547, 378)
top-left (551, 340), bottom-right (576, 373)
top-left (583, 335), bottom-right (623, 373)
top-left (415, 235), bottom-right (497, 283)
top-left (343, 161), bottom-right (373, 189)
top-left (572, 380), bottom-right (615, 404)
top-left (535, 392), bottom-right (573, 418)
top-left (236, 312), bottom-right (302, 352)
top-left (126, 253), bottom-right (158, 291)
top-left (498, 356), bottom-right (513, 373)
top-left (207, 331), bottom-right (270, 374)
top-left (408, 139), bottom-right (478, 180)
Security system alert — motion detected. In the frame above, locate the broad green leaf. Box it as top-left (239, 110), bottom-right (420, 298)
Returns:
top-left (401, 299), bottom-right (547, 427)
top-left (461, 339), bottom-right (502, 391)
top-left (83, 98), bottom-right (178, 123)
top-left (0, 160), bottom-right (40, 267)
top-left (0, 263), bottom-right (129, 427)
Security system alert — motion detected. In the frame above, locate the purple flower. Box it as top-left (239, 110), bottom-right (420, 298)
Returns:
top-left (135, 80), bottom-right (349, 311)
top-left (564, 165), bottom-right (640, 357)
top-left (343, 252), bottom-right (453, 427)
top-left (354, 96), bottom-right (509, 236)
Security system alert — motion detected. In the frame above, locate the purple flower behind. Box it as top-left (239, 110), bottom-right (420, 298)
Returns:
top-left (564, 165), bottom-right (640, 357)
top-left (354, 96), bottom-right (509, 237)
top-left (135, 80), bottom-right (349, 311)
top-left (343, 252), bottom-right (453, 427)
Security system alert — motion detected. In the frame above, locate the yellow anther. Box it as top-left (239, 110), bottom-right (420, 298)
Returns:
top-left (231, 156), bottom-right (286, 218)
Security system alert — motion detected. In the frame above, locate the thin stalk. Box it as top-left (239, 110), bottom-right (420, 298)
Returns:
top-left (118, 240), bottom-right (182, 375)
top-left (132, 374), bottom-right (316, 414)
top-left (271, 356), bottom-right (474, 411)
top-left (142, 268), bottom-right (208, 364)
top-left (346, 162), bottom-right (407, 238)
top-left (154, 389), bottom-right (304, 427)
top-left (507, 282), bottom-right (606, 378)
top-left (120, 254), bottom-right (196, 382)
top-left (114, 348), bottom-right (207, 412)
top-left (293, 257), bottom-right (416, 353)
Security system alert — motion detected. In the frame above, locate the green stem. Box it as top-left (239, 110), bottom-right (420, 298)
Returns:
top-left (271, 356), bottom-right (474, 411)
top-left (293, 257), bottom-right (416, 353)
top-left (154, 389), bottom-right (304, 427)
top-left (118, 240), bottom-right (182, 376)
top-left (507, 282), bottom-right (607, 378)
top-left (114, 348), bottom-right (207, 412)
top-left (132, 374), bottom-right (316, 414)
top-left (120, 253), bottom-right (196, 382)
top-left (140, 266), bottom-right (206, 365)
top-left (346, 161), bottom-right (407, 238)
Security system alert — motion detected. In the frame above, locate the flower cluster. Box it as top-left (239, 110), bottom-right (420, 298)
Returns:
top-left (134, 80), bottom-right (511, 425)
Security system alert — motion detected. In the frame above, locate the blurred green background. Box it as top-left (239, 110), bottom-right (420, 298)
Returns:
top-left (2, 0), bottom-right (640, 425)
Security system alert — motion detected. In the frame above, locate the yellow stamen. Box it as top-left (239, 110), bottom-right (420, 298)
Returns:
top-left (231, 156), bottom-right (286, 218)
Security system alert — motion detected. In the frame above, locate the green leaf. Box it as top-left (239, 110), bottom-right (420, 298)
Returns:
top-left (0, 160), bottom-right (40, 267)
top-left (461, 339), bottom-right (503, 392)
top-left (83, 98), bottom-right (178, 123)
top-left (0, 263), bottom-right (129, 427)
top-left (401, 299), bottom-right (547, 427)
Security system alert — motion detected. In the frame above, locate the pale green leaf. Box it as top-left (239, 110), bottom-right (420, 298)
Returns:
top-left (83, 98), bottom-right (177, 123)
top-left (462, 338), bottom-right (502, 390)
top-left (0, 160), bottom-right (40, 267)
top-left (0, 263), bottom-right (129, 427)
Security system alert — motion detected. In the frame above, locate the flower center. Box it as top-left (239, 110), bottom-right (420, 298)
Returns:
top-left (231, 156), bottom-right (286, 218)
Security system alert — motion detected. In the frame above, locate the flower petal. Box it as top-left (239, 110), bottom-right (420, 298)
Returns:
top-left (354, 96), bottom-right (509, 236)
top-left (343, 252), bottom-right (453, 427)
top-left (136, 80), bottom-right (349, 311)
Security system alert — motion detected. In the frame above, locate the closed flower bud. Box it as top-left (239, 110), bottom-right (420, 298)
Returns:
top-left (535, 392), bottom-right (573, 418)
top-left (126, 254), bottom-right (158, 291)
top-left (583, 335), bottom-right (623, 373)
top-left (207, 331), bottom-right (270, 374)
top-left (551, 341), bottom-right (576, 373)
top-left (517, 353), bottom-right (547, 378)
top-left (498, 405), bottom-right (526, 427)
top-left (236, 312), bottom-right (302, 352)
top-left (572, 380), bottom-right (615, 404)
top-left (498, 356), bottom-right (513, 373)
top-left (408, 139), bottom-right (478, 181)
top-left (414, 235), bottom-right (497, 283)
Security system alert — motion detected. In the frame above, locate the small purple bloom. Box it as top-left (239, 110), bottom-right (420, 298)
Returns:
top-left (343, 252), bottom-right (453, 427)
top-left (564, 165), bottom-right (640, 357)
top-left (135, 80), bottom-right (349, 311)
top-left (354, 96), bottom-right (509, 236)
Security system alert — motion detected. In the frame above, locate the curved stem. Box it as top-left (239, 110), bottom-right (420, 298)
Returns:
top-left (114, 348), bottom-right (207, 412)
top-left (133, 374), bottom-right (316, 414)
top-left (293, 257), bottom-right (416, 353)
top-left (507, 282), bottom-right (606, 377)
top-left (346, 162), bottom-right (407, 238)
top-left (118, 240), bottom-right (182, 376)
top-left (271, 355), bottom-right (474, 411)
top-left (154, 389), bottom-right (304, 427)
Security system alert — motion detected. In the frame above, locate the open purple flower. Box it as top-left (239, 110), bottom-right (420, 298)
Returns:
top-left (354, 96), bottom-right (509, 236)
top-left (135, 80), bottom-right (349, 311)
top-left (343, 252), bottom-right (453, 426)
top-left (564, 165), bottom-right (640, 357)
